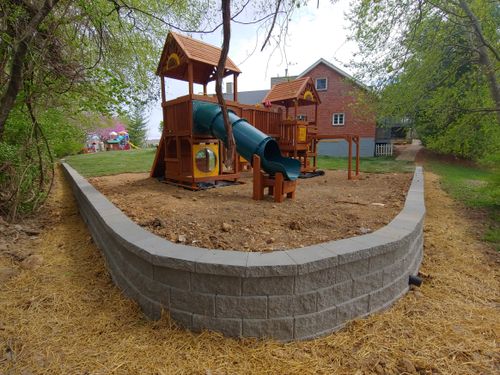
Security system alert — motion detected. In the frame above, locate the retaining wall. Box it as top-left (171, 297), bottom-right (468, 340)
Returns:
top-left (62, 163), bottom-right (425, 341)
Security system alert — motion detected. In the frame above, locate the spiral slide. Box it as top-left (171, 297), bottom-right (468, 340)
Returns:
top-left (192, 101), bottom-right (300, 181)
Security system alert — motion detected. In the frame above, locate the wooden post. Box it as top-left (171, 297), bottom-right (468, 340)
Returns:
top-left (203, 84), bottom-right (207, 95)
top-left (275, 173), bottom-right (284, 203)
top-left (285, 107), bottom-right (289, 120)
top-left (294, 100), bottom-right (298, 119)
top-left (233, 73), bottom-right (238, 102)
top-left (188, 62), bottom-right (194, 97)
top-left (252, 154), bottom-right (263, 200)
top-left (314, 103), bottom-right (318, 125)
top-left (347, 135), bottom-right (352, 180)
top-left (355, 136), bottom-right (360, 177)
top-left (160, 76), bottom-right (166, 103)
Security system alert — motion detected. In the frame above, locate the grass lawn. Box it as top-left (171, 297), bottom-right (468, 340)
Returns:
top-left (424, 158), bottom-right (499, 249)
top-left (317, 156), bottom-right (414, 173)
top-left (63, 148), bottom-right (156, 177)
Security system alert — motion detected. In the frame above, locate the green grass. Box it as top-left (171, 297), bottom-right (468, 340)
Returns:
top-left (317, 156), bottom-right (415, 173)
top-left (425, 159), bottom-right (499, 250)
top-left (63, 148), bottom-right (156, 177)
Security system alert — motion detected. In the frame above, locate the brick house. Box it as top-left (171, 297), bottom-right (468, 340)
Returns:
top-left (224, 58), bottom-right (376, 156)
top-left (295, 58), bottom-right (376, 157)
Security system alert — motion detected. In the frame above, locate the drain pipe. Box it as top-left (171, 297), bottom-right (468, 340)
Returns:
top-left (409, 274), bottom-right (423, 287)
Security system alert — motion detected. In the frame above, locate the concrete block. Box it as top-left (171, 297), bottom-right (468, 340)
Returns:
top-left (138, 237), bottom-right (201, 272)
top-left (245, 252), bottom-right (297, 277)
top-left (170, 288), bottom-right (214, 316)
top-left (195, 250), bottom-right (248, 276)
top-left (353, 271), bottom-right (383, 297)
top-left (154, 266), bottom-right (191, 290)
top-left (215, 295), bottom-right (267, 318)
top-left (192, 314), bottom-right (242, 337)
top-left (243, 317), bottom-right (294, 341)
top-left (336, 258), bottom-right (369, 282)
top-left (295, 267), bottom-right (336, 294)
top-left (121, 248), bottom-right (153, 277)
top-left (369, 274), bottom-right (408, 311)
top-left (123, 261), bottom-right (170, 306)
top-left (285, 245), bottom-right (338, 275)
top-left (169, 308), bottom-right (193, 329)
top-left (321, 238), bottom-right (365, 264)
top-left (242, 276), bottom-right (294, 296)
top-left (368, 250), bottom-right (397, 273)
top-left (336, 294), bottom-right (369, 325)
top-left (382, 258), bottom-right (405, 285)
top-left (294, 306), bottom-right (337, 340)
top-left (316, 280), bottom-right (352, 310)
top-left (268, 293), bottom-right (316, 318)
top-left (191, 273), bottom-right (241, 296)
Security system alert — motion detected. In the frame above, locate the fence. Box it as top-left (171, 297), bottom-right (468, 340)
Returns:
top-left (375, 143), bottom-right (393, 156)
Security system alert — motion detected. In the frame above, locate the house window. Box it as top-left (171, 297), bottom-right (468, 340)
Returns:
top-left (315, 78), bottom-right (328, 91)
top-left (297, 114), bottom-right (307, 121)
top-left (332, 113), bottom-right (345, 126)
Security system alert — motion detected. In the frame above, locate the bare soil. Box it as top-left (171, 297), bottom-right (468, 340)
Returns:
top-left (0, 167), bottom-right (498, 374)
top-left (88, 171), bottom-right (412, 251)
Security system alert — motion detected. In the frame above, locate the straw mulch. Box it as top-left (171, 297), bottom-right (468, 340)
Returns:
top-left (0, 169), bottom-right (498, 374)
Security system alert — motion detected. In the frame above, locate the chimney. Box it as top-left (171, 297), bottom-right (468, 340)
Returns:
top-left (226, 82), bottom-right (233, 95)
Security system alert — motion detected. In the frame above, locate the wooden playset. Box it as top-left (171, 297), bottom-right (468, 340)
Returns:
top-left (150, 32), bottom-right (360, 200)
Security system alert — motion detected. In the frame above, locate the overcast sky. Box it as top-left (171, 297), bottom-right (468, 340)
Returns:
top-left (147, 0), bottom-right (356, 139)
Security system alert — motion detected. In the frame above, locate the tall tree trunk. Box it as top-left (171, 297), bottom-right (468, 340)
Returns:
top-left (0, 0), bottom-right (59, 140)
top-left (458, 0), bottom-right (500, 125)
top-left (215, 0), bottom-right (236, 169)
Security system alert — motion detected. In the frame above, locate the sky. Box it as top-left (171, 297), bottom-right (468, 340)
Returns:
top-left (146, 0), bottom-right (357, 140)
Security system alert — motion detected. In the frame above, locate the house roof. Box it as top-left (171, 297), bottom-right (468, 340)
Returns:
top-left (156, 32), bottom-right (240, 84)
top-left (262, 76), bottom-right (321, 107)
top-left (298, 58), bottom-right (369, 91)
top-left (223, 89), bottom-right (269, 105)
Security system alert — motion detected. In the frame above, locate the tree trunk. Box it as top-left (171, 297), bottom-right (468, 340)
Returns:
top-left (0, 0), bottom-right (59, 140)
top-left (215, 0), bottom-right (236, 169)
top-left (458, 0), bottom-right (500, 125)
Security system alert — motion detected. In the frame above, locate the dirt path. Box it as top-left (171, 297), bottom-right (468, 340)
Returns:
top-left (396, 140), bottom-right (423, 161)
top-left (0, 167), bottom-right (498, 374)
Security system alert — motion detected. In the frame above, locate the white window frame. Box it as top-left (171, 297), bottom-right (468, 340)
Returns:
top-left (315, 78), bottom-right (328, 91)
top-left (332, 113), bottom-right (345, 126)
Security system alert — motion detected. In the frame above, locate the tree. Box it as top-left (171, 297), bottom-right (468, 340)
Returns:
top-left (347, 0), bottom-right (499, 162)
top-left (127, 105), bottom-right (148, 147)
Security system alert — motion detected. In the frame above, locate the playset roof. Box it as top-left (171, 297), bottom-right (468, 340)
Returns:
top-left (156, 32), bottom-right (241, 84)
top-left (262, 77), bottom-right (321, 107)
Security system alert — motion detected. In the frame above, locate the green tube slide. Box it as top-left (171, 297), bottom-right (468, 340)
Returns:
top-left (192, 100), bottom-right (301, 181)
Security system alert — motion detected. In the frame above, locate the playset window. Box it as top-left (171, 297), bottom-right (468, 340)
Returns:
top-left (297, 114), bottom-right (307, 121)
top-left (332, 113), bottom-right (345, 126)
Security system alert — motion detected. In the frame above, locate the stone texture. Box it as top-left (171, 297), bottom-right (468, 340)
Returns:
top-left (170, 289), bottom-right (214, 316)
top-left (316, 280), bottom-right (352, 310)
top-left (294, 307), bottom-right (337, 340)
top-left (337, 294), bottom-right (369, 324)
top-left (268, 293), bottom-right (317, 318)
top-left (215, 295), bottom-right (267, 318)
top-left (154, 266), bottom-right (190, 290)
top-left (336, 258), bottom-right (369, 282)
top-left (295, 267), bottom-right (336, 294)
top-left (352, 271), bottom-right (383, 297)
top-left (243, 317), bottom-right (294, 341)
top-left (242, 276), bottom-right (294, 296)
top-left (191, 273), bottom-right (241, 295)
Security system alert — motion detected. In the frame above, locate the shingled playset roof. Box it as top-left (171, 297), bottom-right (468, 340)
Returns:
top-left (156, 32), bottom-right (240, 84)
top-left (262, 77), bottom-right (321, 108)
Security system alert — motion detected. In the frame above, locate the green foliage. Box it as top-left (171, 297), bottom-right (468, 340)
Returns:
top-left (65, 149), bottom-right (156, 177)
top-left (126, 105), bottom-right (149, 147)
top-left (348, 0), bottom-right (500, 163)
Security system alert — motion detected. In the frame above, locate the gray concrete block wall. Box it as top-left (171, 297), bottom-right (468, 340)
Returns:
top-left (62, 163), bottom-right (425, 341)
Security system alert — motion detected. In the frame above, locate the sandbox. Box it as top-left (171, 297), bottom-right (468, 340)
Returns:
top-left (63, 163), bottom-right (425, 341)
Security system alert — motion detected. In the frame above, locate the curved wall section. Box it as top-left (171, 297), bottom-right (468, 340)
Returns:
top-left (62, 163), bottom-right (425, 341)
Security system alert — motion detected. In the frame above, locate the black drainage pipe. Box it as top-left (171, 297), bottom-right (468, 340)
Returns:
top-left (409, 275), bottom-right (423, 287)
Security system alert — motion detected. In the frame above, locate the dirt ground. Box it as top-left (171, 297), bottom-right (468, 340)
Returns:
top-left (0, 166), bottom-right (498, 374)
top-left (88, 171), bottom-right (411, 251)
